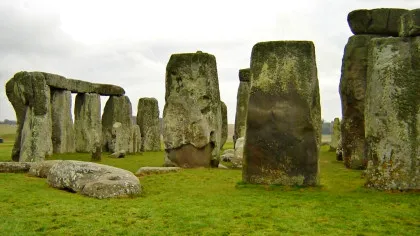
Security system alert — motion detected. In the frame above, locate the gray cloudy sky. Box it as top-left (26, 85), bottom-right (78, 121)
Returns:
top-left (0, 0), bottom-right (418, 123)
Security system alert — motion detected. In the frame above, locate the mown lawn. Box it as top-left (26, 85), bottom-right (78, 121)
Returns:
top-left (0, 132), bottom-right (419, 235)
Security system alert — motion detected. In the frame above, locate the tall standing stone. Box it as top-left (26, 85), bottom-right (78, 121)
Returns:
top-left (74, 93), bottom-right (101, 153)
top-left (329, 118), bottom-right (341, 151)
top-left (233, 69), bottom-right (251, 146)
top-left (102, 96), bottom-right (133, 153)
top-left (339, 35), bottom-right (382, 169)
top-left (364, 37), bottom-right (420, 190)
top-left (163, 51), bottom-right (222, 168)
top-left (220, 101), bottom-right (227, 149)
top-left (51, 89), bottom-right (75, 153)
top-left (5, 72), bottom-right (53, 162)
top-left (136, 98), bottom-right (161, 151)
top-left (243, 41), bottom-right (321, 186)
top-left (131, 125), bottom-right (141, 153)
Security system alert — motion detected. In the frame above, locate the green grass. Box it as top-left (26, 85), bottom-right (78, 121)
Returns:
top-left (0, 136), bottom-right (419, 235)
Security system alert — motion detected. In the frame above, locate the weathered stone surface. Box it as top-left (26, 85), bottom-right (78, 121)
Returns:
top-left (218, 163), bottom-right (228, 169)
top-left (91, 141), bottom-right (102, 161)
top-left (163, 51), bottom-right (222, 168)
top-left (364, 37), bottom-right (420, 190)
top-left (51, 89), bottom-right (75, 153)
top-left (28, 160), bottom-right (63, 178)
top-left (5, 72), bottom-right (53, 162)
top-left (220, 101), bottom-right (227, 149)
top-left (336, 137), bottom-right (343, 161)
top-left (131, 125), bottom-right (141, 153)
top-left (221, 152), bottom-right (234, 162)
top-left (399, 9), bottom-right (420, 37)
top-left (47, 160), bottom-right (141, 199)
top-left (234, 137), bottom-right (245, 160)
top-left (135, 167), bottom-right (181, 176)
top-left (109, 150), bottom-right (126, 158)
top-left (329, 118), bottom-right (341, 151)
top-left (233, 68), bottom-right (251, 146)
top-left (42, 72), bottom-right (125, 96)
top-left (136, 98), bottom-right (161, 151)
top-left (74, 93), bottom-right (101, 153)
top-left (0, 162), bottom-right (33, 173)
top-left (243, 41), bottom-right (321, 186)
top-left (348, 8), bottom-right (408, 36)
top-left (339, 35), bottom-right (382, 169)
top-left (102, 96), bottom-right (133, 153)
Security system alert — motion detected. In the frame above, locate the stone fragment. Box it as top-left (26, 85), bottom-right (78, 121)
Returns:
top-left (0, 162), bottom-right (33, 173)
top-left (91, 141), bottom-right (102, 161)
top-left (47, 160), bottom-right (141, 199)
top-left (51, 89), bottom-right (75, 153)
top-left (102, 96), bottom-right (133, 153)
top-left (347, 8), bottom-right (408, 36)
top-left (399, 9), bottom-right (420, 37)
top-left (243, 41), bottom-right (321, 186)
top-left (28, 160), bottom-right (63, 178)
top-left (329, 118), bottom-right (341, 151)
top-left (163, 51), bottom-right (222, 168)
top-left (336, 137), bottom-right (343, 161)
top-left (220, 101), bottom-right (228, 149)
top-left (364, 37), bottom-right (420, 190)
top-left (135, 167), bottom-right (181, 176)
top-left (233, 68), bottom-right (251, 146)
top-left (74, 93), bottom-right (102, 153)
top-left (218, 164), bottom-right (228, 169)
top-left (109, 150), bottom-right (126, 158)
top-left (136, 98), bottom-right (161, 151)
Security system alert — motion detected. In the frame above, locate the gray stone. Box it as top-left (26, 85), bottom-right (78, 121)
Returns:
top-left (347, 8), bottom-right (408, 36)
top-left (136, 98), bottom-right (161, 151)
top-left (109, 150), bottom-right (126, 158)
top-left (234, 137), bottom-right (245, 160)
top-left (28, 160), bottom-right (63, 178)
top-left (51, 89), bottom-right (75, 153)
top-left (339, 35), bottom-right (382, 169)
top-left (74, 93), bottom-right (102, 153)
top-left (0, 162), bottom-right (33, 173)
top-left (336, 137), bottom-right (343, 161)
top-left (47, 160), bottom-right (141, 199)
top-left (243, 41), bottom-right (321, 186)
top-left (218, 164), bottom-right (228, 169)
top-left (221, 153), bottom-right (234, 162)
top-left (131, 125), bottom-right (141, 153)
top-left (135, 167), bottom-right (181, 176)
top-left (329, 118), bottom-right (341, 151)
top-left (102, 96), bottom-right (133, 153)
top-left (220, 101), bottom-right (227, 149)
top-left (5, 72), bottom-right (53, 162)
top-left (163, 51), bottom-right (222, 168)
top-left (233, 68), bottom-right (251, 146)
top-left (364, 37), bottom-right (420, 190)
top-left (399, 9), bottom-right (420, 37)
top-left (91, 141), bottom-right (102, 161)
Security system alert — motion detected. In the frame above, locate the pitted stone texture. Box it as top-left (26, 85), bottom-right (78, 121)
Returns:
top-left (348, 8), bottom-right (408, 36)
top-left (364, 37), bottom-right (420, 190)
top-left (339, 35), bottom-right (383, 169)
top-left (137, 98), bottom-right (161, 151)
top-left (234, 68), bottom-right (251, 146)
top-left (131, 125), bottom-right (141, 153)
top-left (28, 160), bottom-right (63, 178)
top-left (135, 167), bottom-right (181, 176)
top-left (243, 41), bottom-right (321, 186)
top-left (399, 9), bottom-right (420, 37)
top-left (329, 118), bottom-right (341, 151)
top-left (51, 89), bottom-right (75, 153)
top-left (0, 162), bottom-right (33, 173)
top-left (47, 160), bottom-right (141, 199)
top-left (5, 72), bottom-right (53, 162)
top-left (102, 96), bottom-right (133, 153)
top-left (220, 101), bottom-right (227, 149)
top-left (163, 51), bottom-right (222, 168)
top-left (74, 93), bottom-right (101, 153)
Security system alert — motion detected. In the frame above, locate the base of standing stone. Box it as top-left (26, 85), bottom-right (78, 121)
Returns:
top-left (164, 144), bottom-right (213, 168)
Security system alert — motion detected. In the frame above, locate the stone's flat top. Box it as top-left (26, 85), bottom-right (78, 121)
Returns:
top-left (28, 160), bottom-right (63, 178)
top-left (0, 162), bottom-right (33, 173)
top-left (239, 68), bottom-right (251, 82)
top-left (135, 166), bottom-right (181, 176)
top-left (11, 71), bottom-right (125, 96)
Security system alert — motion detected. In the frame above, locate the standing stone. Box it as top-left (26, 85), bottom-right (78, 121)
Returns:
top-left (51, 89), bottom-right (75, 153)
top-left (163, 51), bottom-right (222, 168)
top-left (220, 101), bottom-right (227, 149)
top-left (339, 35), bottom-right (382, 169)
top-left (399, 9), bottom-right (420, 37)
top-left (243, 41), bottom-right (321, 186)
top-left (91, 141), bottom-right (102, 161)
top-left (136, 98), bottom-right (161, 151)
top-left (102, 96), bottom-right (133, 153)
top-left (74, 93), bottom-right (101, 153)
top-left (364, 37), bottom-right (420, 190)
top-left (329, 118), bottom-right (341, 151)
top-left (233, 68), bottom-right (251, 146)
top-left (131, 125), bottom-right (141, 153)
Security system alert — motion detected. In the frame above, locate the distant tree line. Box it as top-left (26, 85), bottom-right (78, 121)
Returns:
top-left (0, 119), bottom-right (16, 125)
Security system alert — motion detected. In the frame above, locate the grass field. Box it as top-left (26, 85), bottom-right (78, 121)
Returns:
top-left (0, 127), bottom-right (419, 235)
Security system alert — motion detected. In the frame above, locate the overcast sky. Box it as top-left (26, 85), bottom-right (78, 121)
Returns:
top-left (0, 0), bottom-right (418, 123)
